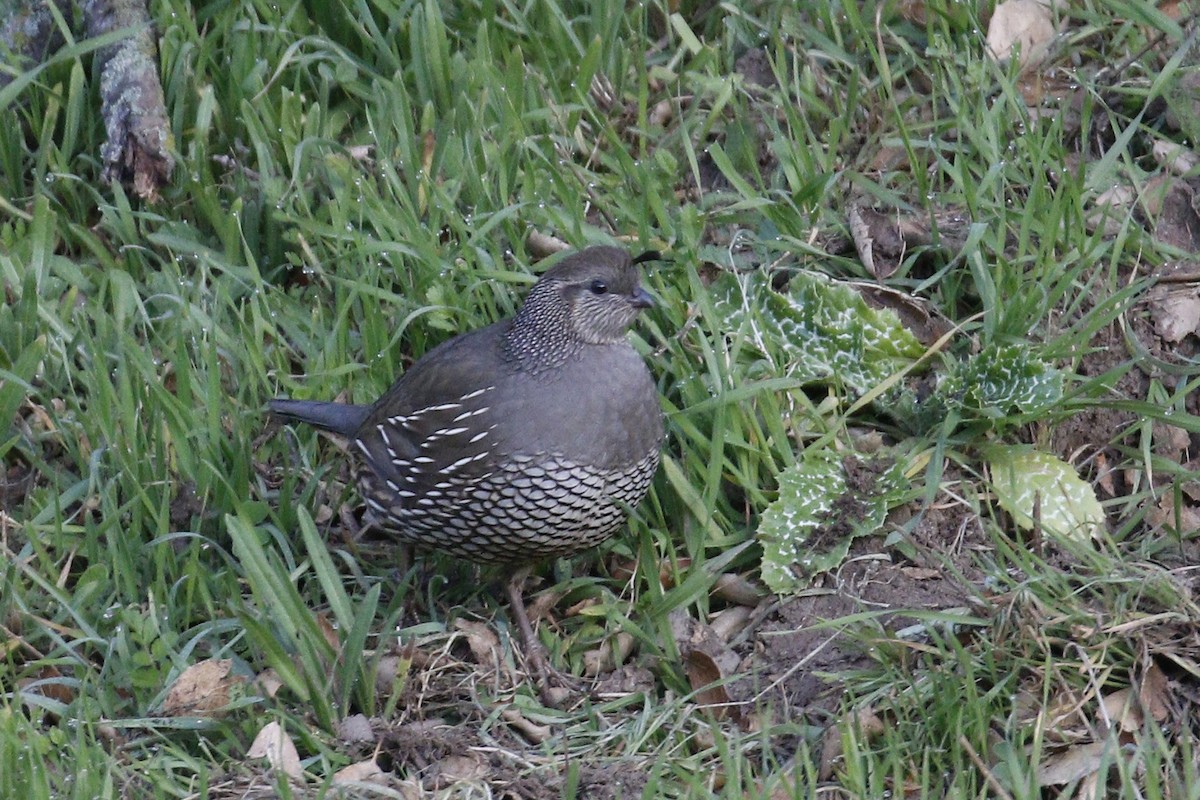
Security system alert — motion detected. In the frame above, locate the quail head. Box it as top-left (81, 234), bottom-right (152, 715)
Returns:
top-left (269, 245), bottom-right (664, 699)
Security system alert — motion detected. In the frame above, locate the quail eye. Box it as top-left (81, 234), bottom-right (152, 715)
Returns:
top-left (589, 279), bottom-right (608, 295)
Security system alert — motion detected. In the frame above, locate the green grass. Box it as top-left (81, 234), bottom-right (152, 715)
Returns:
top-left (3, 0), bottom-right (1199, 797)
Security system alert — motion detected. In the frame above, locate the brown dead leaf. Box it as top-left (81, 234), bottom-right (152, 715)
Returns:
top-left (1012, 682), bottom-right (1091, 743)
top-left (1145, 178), bottom-right (1200, 252)
top-left (986, 0), bottom-right (1060, 68)
top-left (162, 659), bottom-right (244, 717)
top-left (374, 652), bottom-right (414, 697)
top-left (1160, 0), bottom-right (1191, 20)
top-left (255, 668), bottom-right (283, 699)
top-left (1150, 289), bottom-right (1200, 343)
top-left (849, 205), bottom-right (905, 279)
top-left (17, 664), bottom-right (76, 707)
top-left (563, 596), bottom-right (601, 617)
top-left (594, 664), bottom-right (656, 696)
top-left (1155, 421), bottom-right (1192, 461)
top-left (313, 503), bottom-right (334, 525)
top-left (851, 282), bottom-right (956, 346)
top-left (315, 612), bottom-right (340, 653)
top-left (1100, 687), bottom-right (1142, 733)
top-left (1153, 139), bottom-right (1200, 176)
top-left (247, 721), bottom-right (304, 782)
top-left (819, 706), bottom-right (885, 781)
top-left (672, 610), bottom-right (745, 722)
top-left (454, 619), bottom-right (501, 670)
top-left (1093, 184), bottom-right (1137, 211)
top-left (583, 631), bottom-right (635, 676)
top-left (895, 0), bottom-right (928, 25)
top-left (684, 650), bottom-right (744, 724)
top-left (1089, 184), bottom-right (1137, 237)
top-left (1035, 741), bottom-right (1110, 787)
top-left (333, 757), bottom-right (386, 785)
top-left (1137, 174), bottom-right (1174, 218)
top-left (1095, 453), bottom-right (1116, 497)
top-left (427, 753), bottom-right (488, 789)
top-left (649, 97), bottom-right (674, 127)
top-left (1147, 493), bottom-right (1200, 535)
top-left (1139, 660), bottom-right (1171, 724)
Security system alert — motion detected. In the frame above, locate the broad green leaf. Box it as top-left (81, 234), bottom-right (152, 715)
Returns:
top-left (712, 270), bottom-right (925, 397)
top-left (988, 446), bottom-right (1105, 541)
top-left (938, 343), bottom-right (1063, 417)
top-left (896, 342), bottom-right (1064, 433)
top-left (759, 450), bottom-right (910, 594)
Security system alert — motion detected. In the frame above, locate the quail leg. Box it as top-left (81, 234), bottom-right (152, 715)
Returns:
top-left (505, 566), bottom-right (578, 707)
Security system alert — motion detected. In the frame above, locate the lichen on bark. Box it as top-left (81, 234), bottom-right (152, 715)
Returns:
top-left (83, 0), bottom-right (174, 201)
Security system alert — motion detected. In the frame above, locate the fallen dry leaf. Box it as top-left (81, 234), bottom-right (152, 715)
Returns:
top-left (848, 205), bottom-right (908, 280)
top-left (583, 630), bottom-right (635, 676)
top-left (1095, 452), bottom-right (1116, 497)
top-left (1153, 139), bottom-right (1200, 176)
top-left (247, 721), bottom-right (304, 782)
top-left (1100, 687), bottom-right (1142, 733)
top-left (1035, 740), bottom-right (1110, 787)
top-left (161, 659), bottom-right (243, 717)
top-left (685, 650), bottom-right (741, 721)
top-left (986, 0), bottom-right (1060, 68)
top-left (1139, 660), bottom-right (1172, 724)
top-left (1155, 422), bottom-right (1191, 462)
top-left (1147, 492), bottom-right (1200, 535)
top-left (315, 612), bottom-right (340, 654)
top-left (427, 753), bottom-right (488, 789)
top-left (1150, 289), bottom-right (1200, 344)
top-left (527, 230), bottom-right (570, 257)
top-left (255, 668), bottom-right (284, 699)
top-left (1145, 178), bottom-right (1200, 252)
top-left (851, 281), bottom-right (956, 346)
top-left (333, 757), bottom-right (386, 785)
top-left (454, 619), bottom-right (501, 671)
top-left (17, 664), bottom-right (76, 707)
top-left (819, 706), bottom-right (885, 781)
top-left (594, 664), bottom-right (656, 696)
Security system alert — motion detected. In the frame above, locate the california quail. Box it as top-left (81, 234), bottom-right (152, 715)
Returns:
top-left (270, 245), bottom-right (664, 698)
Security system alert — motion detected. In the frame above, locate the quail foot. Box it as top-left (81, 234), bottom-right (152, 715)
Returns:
top-left (270, 245), bottom-right (664, 705)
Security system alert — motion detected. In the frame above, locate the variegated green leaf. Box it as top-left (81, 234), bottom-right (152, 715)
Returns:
top-left (988, 446), bottom-right (1106, 540)
top-left (712, 270), bottom-right (924, 396)
top-left (759, 450), bottom-right (911, 594)
top-left (938, 343), bottom-right (1063, 418)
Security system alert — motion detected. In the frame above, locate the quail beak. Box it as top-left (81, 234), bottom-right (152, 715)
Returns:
top-left (630, 287), bottom-right (655, 309)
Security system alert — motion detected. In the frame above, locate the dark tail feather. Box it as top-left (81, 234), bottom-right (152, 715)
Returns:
top-left (268, 399), bottom-right (370, 437)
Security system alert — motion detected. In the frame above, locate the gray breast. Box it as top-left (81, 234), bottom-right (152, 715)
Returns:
top-left (350, 355), bottom-right (662, 563)
top-left (357, 449), bottom-right (660, 563)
